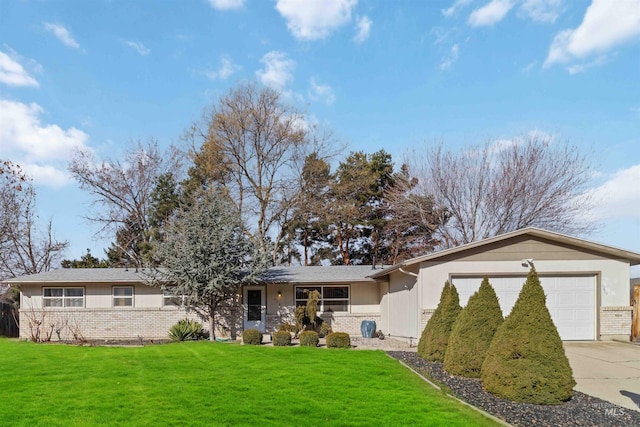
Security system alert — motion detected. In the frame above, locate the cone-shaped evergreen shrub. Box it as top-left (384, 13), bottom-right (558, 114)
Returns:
top-left (417, 281), bottom-right (462, 362)
top-left (481, 267), bottom-right (575, 404)
top-left (444, 277), bottom-right (503, 378)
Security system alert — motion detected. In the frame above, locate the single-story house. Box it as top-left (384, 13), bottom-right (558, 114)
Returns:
top-left (7, 227), bottom-right (640, 342)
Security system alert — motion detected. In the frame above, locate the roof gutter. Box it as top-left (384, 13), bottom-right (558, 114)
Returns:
top-left (399, 267), bottom-right (418, 277)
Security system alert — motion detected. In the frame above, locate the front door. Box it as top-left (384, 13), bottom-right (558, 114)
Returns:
top-left (244, 286), bottom-right (266, 332)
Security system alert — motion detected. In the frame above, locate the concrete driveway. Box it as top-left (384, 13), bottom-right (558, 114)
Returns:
top-left (564, 341), bottom-right (640, 412)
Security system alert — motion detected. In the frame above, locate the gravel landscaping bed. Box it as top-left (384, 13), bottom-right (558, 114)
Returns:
top-left (388, 351), bottom-right (640, 427)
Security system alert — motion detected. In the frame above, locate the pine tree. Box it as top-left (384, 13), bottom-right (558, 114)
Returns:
top-left (417, 281), bottom-right (462, 362)
top-left (481, 267), bottom-right (575, 404)
top-left (444, 277), bottom-right (503, 377)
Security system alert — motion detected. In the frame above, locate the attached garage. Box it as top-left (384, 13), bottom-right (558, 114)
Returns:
top-left (371, 227), bottom-right (640, 342)
top-left (453, 275), bottom-right (596, 340)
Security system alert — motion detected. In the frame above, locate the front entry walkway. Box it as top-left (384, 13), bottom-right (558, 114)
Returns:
top-left (564, 341), bottom-right (640, 412)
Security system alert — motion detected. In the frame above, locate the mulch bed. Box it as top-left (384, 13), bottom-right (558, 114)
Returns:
top-left (387, 351), bottom-right (640, 427)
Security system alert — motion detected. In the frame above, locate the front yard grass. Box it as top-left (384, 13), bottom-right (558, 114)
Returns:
top-left (0, 338), bottom-right (499, 426)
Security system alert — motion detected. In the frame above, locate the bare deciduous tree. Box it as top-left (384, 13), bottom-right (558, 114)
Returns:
top-left (383, 165), bottom-right (449, 263)
top-left (186, 82), bottom-right (340, 263)
top-left (0, 160), bottom-right (68, 280)
top-left (68, 140), bottom-right (180, 266)
top-left (407, 136), bottom-right (595, 248)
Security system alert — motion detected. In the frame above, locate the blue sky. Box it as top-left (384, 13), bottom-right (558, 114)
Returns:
top-left (1, 0), bottom-right (639, 271)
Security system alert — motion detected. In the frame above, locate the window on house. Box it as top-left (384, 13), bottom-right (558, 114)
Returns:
top-left (113, 286), bottom-right (134, 307)
top-left (295, 286), bottom-right (349, 312)
top-left (43, 287), bottom-right (84, 308)
top-left (163, 288), bottom-right (183, 306)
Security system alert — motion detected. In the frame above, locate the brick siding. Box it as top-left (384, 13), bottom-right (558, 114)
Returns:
top-left (599, 306), bottom-right (632, 339)
top-left (19, 307), bottom-right (244, 341)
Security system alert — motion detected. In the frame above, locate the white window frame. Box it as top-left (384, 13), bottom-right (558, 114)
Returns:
top-left (163, 288), bottom-right (184, 307)
top-left (112, 286), bottom-right (134, 307)
top-left (294, 285), bottom-right (350, 313)
top-left (43, 287), bottom-right (85, 308)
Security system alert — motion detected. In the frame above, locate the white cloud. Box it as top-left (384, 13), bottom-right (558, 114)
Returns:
top-left (207, 0), bottom-right (244, 10)
top-left (440, 44), bottom-right (460, 70)
top-left (123, 40), bottom-right (150, 56)
top-left (43, 22), bottom-right (80, 49)
top-left (544, 0), bottom-right (640, 68)
top-left (442, 0), bottom-right (473, 17)
top-left (585, 164), bottom-right (640, 221)
top-left (520, 0), bottom-right (563, 23)
top-left (256, 51), bottom-right (295, 90)
top-left (275, 0), bottom-right (357, 41)
top-left (0, 51), bottom-right (39, 87)
top-left (206, 56), bottom-right (241, 80)
top-left (0, 99), bottom-right (90, 188)
top-left (468, 0), bottom-right (514, 27)
top-left (308, 77), bottom-right (336, 105)
top-left (353, 15), bottom-right (372, 43)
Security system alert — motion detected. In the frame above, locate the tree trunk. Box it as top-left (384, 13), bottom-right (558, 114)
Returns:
top-left (209, 303), bottom-right (216, 341)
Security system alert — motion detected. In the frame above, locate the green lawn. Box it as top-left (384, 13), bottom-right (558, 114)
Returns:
top-left (0, 338), bottom-right (499, 426)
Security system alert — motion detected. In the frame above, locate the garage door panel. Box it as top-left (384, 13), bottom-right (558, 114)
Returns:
top-left (452, 275), bottom-right (595, 340)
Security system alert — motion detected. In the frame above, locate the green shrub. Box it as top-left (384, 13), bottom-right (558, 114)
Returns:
top-left (272, 330), bottom-right (292, 346)
top-left (278, 322), bottom-right (297, 334)
top-left (444, 277), bottom-right (503, 378)
top-left (299, 330), bottom-right (319, 347)
top-left (293, 305), bottom-right (306, 336)
top-left (242, 329), bottom-right (263, 345)
top-left (481, 267), bottom-right (575, 405)
top-left (169, 319), bottom-right (204, 342)
top-left (326, 332), bottom-right (350, 348)
top-left (319, 321), bottom-right (332, 338)
top-left (306, 289), bottom-right (320, 327)
top-left (417, 281), bottom-right (462, 362)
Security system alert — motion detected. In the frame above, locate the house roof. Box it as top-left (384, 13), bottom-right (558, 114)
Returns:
top-left (4, 265), bottom-right (381, 285)
top-left (262, 266), bottom-right (380, 284)
top-left (4, 268), bottom-right (151, 284)
top-left (369, 227), bottom-right (640, 279)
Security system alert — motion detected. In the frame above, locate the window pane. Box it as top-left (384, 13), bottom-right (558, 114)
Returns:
top-left (164, 297), bottom-right (181, 306)
top-left (44, 288), bottom-right (63, 297)
top-left (324, 301), bottom-right (348, 312)
top-left (295, 287), bottom-right (320, 299)
top-left (65, 288), bottom-right (84, 297)
top-left (113, 298), bottom-right (132, 307)
top-left (113, 287), bottom-right (132, 297)
top-left (323, 287), bottom-right (348, 299)
top-left (66, 298), bottom-right (84, 307)
top-left (44, 298), bottom-right (63, 307)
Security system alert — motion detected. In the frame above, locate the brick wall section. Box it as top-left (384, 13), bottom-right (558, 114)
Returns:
top-left (600, 306), bottom-right (632, 339)
top-left (330, 313), bottom-right (381, 335)
top-left (266, 310), bottom-right (380, 336)
top-left (19, 308), bottom-right (244, 341)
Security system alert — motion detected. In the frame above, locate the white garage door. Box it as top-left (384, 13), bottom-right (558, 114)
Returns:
top-left (452, 275), bottom-right (596, 340)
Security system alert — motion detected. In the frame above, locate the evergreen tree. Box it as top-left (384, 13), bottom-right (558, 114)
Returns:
top-left (149, 189), bottom-right (270, 339)
top-left (444, 277), bottom-right (503, 377)
top-left (481, 267), bottom-right (575, 404)
top-left (417, 281), bottom-right (462, 362)
top-left (61, 249), bottom-right (110, 268)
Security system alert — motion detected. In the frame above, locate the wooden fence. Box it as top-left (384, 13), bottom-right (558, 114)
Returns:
top-left (0, 302), bottom-right (18, 337)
